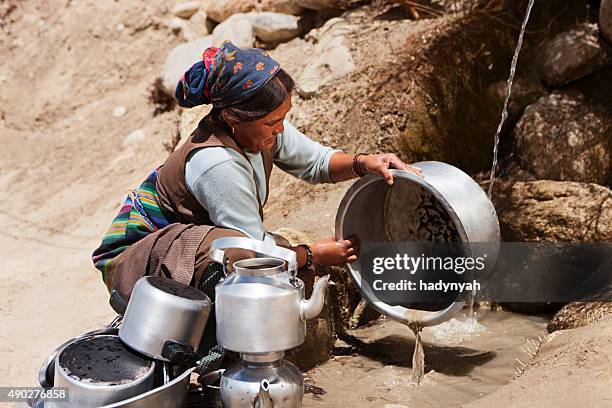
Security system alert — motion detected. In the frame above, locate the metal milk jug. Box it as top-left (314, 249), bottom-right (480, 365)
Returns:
top-left (209, 237), bottom-right (330, 353)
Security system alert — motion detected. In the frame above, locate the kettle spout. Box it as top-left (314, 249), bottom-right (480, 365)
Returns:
top-left (300, 274), bottom-right (330, 321)
top-left (257, 379), bottom-right (273, 408)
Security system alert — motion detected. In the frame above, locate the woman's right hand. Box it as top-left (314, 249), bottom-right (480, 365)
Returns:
top-left (312, 236), bottom-right (360, 266)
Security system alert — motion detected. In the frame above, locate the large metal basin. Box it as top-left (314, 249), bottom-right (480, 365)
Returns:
top-left (335, 161), bottom-right (500, 327)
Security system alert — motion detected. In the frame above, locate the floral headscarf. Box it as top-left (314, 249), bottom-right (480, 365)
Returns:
top-left (175, 41), bottom-right (281, 108)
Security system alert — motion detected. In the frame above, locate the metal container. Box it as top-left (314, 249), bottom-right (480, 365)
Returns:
top-left (119, 276), bottom-right (211, 361)
top-left (199, 369), bottom-right (224, 408)
top-left (25, 368), bottom-right (194, 408)
top-left (220, 353), bottom-right (304, 408)
top-left (53, 334), bottom-right (156, 408)
top-left (39, 317), bottom-right (122, 388)
top-left (214, 255), bottom-right (330, 353)
top-left (335, 161), bottom-right (500, 327)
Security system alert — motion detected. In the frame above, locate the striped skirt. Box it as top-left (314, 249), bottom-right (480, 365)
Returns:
top-left (92, 169), bottom-right (172, 292)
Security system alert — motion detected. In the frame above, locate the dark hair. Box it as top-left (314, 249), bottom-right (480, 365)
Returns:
top-left (207, 69), bottom-right (295, 131)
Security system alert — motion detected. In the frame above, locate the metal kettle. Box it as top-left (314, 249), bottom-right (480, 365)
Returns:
top-left (208, 237), bottom-right (330, 354)
top-left (220, 355), bottom-right (304, 408)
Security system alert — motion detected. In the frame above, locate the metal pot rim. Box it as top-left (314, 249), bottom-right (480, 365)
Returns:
top-left (55, 334), bottom-right (156, 392)
top-left (140, 276), bottom-right (212, 307)
top-left (335, 162), bottom-right (484, 327)
top-left (233, 257), bottom-right (286, 276)
top-left (100, 367), bottom-right (195, 408)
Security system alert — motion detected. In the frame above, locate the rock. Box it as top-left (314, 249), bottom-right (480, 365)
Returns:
top-left (548, 301), bottom-right (612, 332)
top-left (250, 12), bottom-right (301, 43)
top-left (123, 129), bottom-right (146, 146)
top-left (164, 16), bottom-right (190, 34)
top-left (285, 295), bottom-right (334, 370)
top-left (166, 9), bottom-right (209, 42)
top-left (162, 36), bottom-right (214, 96)
top-left (172, 1), bottom-right (202, 19)
top-left (205, 0), bottom-right (305, 22)
top-left (177, 105), bottom-right (212, 149)
top-left (260, 0), bottom-right (305, 15)
top-left (486, 79), bottom-right (546, 121)
top-left (494, 180), bottom-right (611, 314)
top-left (492, 180), bottom-right (612, 242)
top-left (514, 89), bottom-right (611, 184)
top-left (212, 13), bottom-right (255, 48)
top-left (185, 10), bottom-right (210, 41)
top-left (348, 298), bottom-right (380, 329)
top-left (204, 0), bottom-right (255, 22)
top-left (296, 0), bottom-right (348, 11)
top-left (600, 0), bottom-right (612, 44)
top-left (296, 18), bottom-right (356, 96)
top-left (539, 23), bottom-right (611, 87)
top-left (112, 106), bottom-right (126, 117)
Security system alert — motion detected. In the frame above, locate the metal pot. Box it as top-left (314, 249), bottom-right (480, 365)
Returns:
top-left (39, 317), bottom-right (122, 388)
top-left (209, 237), bottom-right (330, 353)
top-left (53, 334), bottom-right (156, 408)
top-left (119, 276), bottom-right (211, 361)
top-left (335, 161), bottom-right (500, 327)
top-left (25, 367), bottom-right (194, 408)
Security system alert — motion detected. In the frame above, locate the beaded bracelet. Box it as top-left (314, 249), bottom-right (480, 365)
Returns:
top-left (352, 153), bottom-right (368, 177)
top-left (298, 244), bottom-right (314, 272)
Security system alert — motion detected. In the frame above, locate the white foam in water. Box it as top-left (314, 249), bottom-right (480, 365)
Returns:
top-left (430, 316), bottom-right (488, 344)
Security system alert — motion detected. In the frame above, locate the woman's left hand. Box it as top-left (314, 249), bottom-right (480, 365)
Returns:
top-left (359, 153), bottom-right (423, 185)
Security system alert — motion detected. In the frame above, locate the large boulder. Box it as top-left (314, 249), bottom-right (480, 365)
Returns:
top-left (514, 89), bottom-right (611, 185)
top-left (494, 180), bottom-right (611, 314)
top-left (600, 0), bottom-right (612, 44)
top-left (296, 18), bottom-right (356, 96)
top-left (212, 13), bottom-right (255, 48)
top-left (492, 180), bottom-right (612, 242)
top-left (162, 36), bottom-right (214, 96)
top-left (539, 23), bottom-right (611, 87)
top-left (548, 301), bottom-right (612, 332)
top-left (250, 12), bottom-right (301, 43)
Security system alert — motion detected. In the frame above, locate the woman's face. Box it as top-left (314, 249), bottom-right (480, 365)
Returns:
top-left (231, 96), bottom-right (292, 153)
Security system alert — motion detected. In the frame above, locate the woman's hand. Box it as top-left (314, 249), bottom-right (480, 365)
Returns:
top-left (359, 153), bottom-right (423, 185)
top-left (312, 236), bottom-right (360, 267)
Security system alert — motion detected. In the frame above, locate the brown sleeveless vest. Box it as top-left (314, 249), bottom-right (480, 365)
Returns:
top-left (156, 117), bottom-right (276, 225)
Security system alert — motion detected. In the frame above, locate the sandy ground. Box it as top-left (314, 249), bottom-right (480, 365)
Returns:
top-left (0, 0), bottom-right (182, 388)
top-left (1, 1), bottom-right (611, 407)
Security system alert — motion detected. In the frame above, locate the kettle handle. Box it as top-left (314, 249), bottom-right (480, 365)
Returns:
top-left (208, 237), bottom-right (298, 275)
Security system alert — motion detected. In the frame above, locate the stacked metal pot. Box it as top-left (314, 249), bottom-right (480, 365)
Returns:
top-left (34, 276), bottom-right (212, 408)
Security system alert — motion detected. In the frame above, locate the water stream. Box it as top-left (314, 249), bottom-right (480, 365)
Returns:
top-left (408, 0), bottom-right (538, 389)
top-left (487, 0), bottom-right (536, 197)
top-left (410, 326), bottom-right (425, 385)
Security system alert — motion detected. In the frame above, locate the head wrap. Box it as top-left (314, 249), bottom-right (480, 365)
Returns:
top-left (175, 41), bottom-right (281, 108)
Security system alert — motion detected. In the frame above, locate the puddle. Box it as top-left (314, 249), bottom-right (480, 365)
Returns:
top-left (304, 310), bottom-right (548, 407)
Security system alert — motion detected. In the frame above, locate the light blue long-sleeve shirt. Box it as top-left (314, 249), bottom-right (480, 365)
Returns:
top-left (185, 120), bottom-right (339, 243)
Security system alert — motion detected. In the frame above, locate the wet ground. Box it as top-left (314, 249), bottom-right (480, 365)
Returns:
top-left (304, 310), bottom-right (548, 407)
